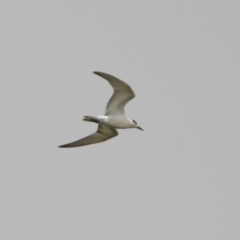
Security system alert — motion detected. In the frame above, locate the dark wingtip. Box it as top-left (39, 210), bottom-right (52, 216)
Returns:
top-left (94, 71), bottom-right (109, 76)
top-left (93, 71), bottom-right (103, 76)
top-left (58, 145), bottom-right (68, 148)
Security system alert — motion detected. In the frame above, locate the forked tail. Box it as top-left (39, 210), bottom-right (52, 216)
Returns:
top-left (83, 116), bottom-right (99, 123)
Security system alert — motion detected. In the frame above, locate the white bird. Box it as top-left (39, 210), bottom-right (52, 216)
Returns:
top-left (59, 72), bottom-right (143, 148)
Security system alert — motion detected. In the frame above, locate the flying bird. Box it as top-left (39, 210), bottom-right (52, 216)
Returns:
top-left (59, 72), bottom-right (143, 148)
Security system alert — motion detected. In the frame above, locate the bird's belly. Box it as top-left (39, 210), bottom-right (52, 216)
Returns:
top-left (101, 117), bottom-right (130, 129)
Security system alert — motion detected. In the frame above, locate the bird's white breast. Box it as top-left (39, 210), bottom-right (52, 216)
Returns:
top-left (97, 115), bottom-right (133, 129)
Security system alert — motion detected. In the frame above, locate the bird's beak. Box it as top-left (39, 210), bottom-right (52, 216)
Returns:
top-left (137, 126), bottom-right (144, 131)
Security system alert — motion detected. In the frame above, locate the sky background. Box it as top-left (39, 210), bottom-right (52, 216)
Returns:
top-left (1, 1), bottom-right (240, 239)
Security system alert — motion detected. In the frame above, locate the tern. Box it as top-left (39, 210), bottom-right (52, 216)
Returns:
top-left (59, 72), bottom-right (143, 148)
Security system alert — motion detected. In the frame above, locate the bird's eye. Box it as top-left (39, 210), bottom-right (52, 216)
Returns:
top-left (132, 119), bottom-right (137, 124)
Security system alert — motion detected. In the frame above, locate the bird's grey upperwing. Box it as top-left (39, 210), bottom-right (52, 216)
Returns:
top-left (93, 72), bottom-right (135, 116)
top-left (59, 124), bottom-right (118, 148)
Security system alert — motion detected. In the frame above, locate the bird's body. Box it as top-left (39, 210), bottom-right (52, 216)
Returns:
top-left (59, 72), bottom-right (143, 148)
top-left (89, 115), bottom-right (136, 129)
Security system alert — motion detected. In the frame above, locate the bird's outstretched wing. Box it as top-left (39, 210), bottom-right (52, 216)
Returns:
top-left (94, 72), bottom-right (135, 116)
top-left (59, 124), bottom-right (118, 148)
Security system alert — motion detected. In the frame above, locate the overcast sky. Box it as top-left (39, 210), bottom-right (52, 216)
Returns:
top-left (1, 1), bottom-right (240, 239)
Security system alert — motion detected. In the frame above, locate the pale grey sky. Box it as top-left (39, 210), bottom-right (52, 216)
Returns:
top-left (1, 1), bottom-right (240, 239)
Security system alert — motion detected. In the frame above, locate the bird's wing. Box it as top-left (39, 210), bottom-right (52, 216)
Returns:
top-left (94, 72), bottom-right (135, 116)
top-left (59, 124), bottom-right (118, 148)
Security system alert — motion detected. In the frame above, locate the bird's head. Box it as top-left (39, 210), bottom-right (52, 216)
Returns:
top-left (130, 119), bottom-right (144, 131)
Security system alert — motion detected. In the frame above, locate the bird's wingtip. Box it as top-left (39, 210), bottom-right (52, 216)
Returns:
top-left (93, 71), bottom-right (101, 75)
top-left (58, 145), bottom-right (67, 148)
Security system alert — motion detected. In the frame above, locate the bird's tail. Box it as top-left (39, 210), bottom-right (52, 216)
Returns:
top-left (83, 116), bottom-right (99, 123)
